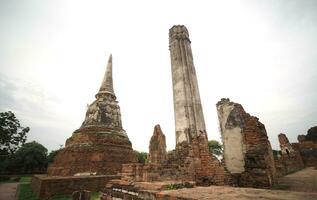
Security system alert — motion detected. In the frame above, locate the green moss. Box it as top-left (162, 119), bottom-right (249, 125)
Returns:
top-left (165, 183), bottom-right (184, 190)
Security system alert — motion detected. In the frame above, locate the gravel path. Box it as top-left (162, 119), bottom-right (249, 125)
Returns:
top-left (0, 182), bottom-right (19, 200)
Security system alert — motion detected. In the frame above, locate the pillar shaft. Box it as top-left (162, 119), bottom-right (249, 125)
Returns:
top-left (169, 25), bottom-right (206, 145)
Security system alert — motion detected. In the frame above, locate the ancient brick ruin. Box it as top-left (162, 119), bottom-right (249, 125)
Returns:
top-left (47, 55), bottom-right (137, 176)
top-left (275, 133), bottom-right (304, 175)
top-left (32, 55), bottom-right (137, 199)
top-left (147, 125), bottom-right (167, 164)
top-left (297, 126), bottom-right (317, 167)
top-left (274, 127), bottom-right (317, 177)
top-left (101, 124), bottom-right (233, 199)
top-left (101, 26), bottom-right (235, 199)
top-left (30, 25), bottom-right (317, 199)
top-left (216, 98), bottom-right (277, 188)
top-left (169, 25), bottom-right (206, 145)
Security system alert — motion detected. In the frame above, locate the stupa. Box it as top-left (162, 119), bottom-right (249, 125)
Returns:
top-left (48, 55), bottom-right (137, 176)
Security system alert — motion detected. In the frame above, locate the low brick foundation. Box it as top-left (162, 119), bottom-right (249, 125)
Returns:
top-left (31, 174), bottom-right (120, 199)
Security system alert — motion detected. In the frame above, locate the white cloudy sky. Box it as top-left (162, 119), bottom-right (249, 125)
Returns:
top-left (1, 0), bottom-right (316, 152)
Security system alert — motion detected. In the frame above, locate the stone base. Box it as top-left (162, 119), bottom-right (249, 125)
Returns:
top-left (101, 179), bottom-right (195, 200)
top-left (101, 180), bottom-right (317, 200)
top-left (31, 174), bottom-right (120, 199)
top-left (48, 127), bottom-right (137, 176)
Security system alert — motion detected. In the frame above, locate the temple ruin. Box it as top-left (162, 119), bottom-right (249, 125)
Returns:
top-left (29, 25), bottom-right (317, 200)
top-left (101, 25), bottom-right (233, 199)
top-left (31, 55), bottom-right (137, 199)
top-left (274, 127), bottom-right (317, 177)
top-left (216, 98), bottom-right (277, 188)
top-left (275, 133), bottom-right (304, 175)
top-left (297, 127), bottom-right (317, 167)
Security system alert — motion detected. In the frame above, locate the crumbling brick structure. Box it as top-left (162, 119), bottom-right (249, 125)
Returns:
top-left (47, 55), bottom-right (137, 176)
top-left (147, 125), bottom-right (167, 164)
top-left (296, 126), bottom-right (317, 167)
top-left (119, 125), bottom-right (232, 185)
top-left (277, 133), bottom-right (304, 173)
top-left (102, 125), bottom-right (232, 199)
top-left (216, 98), bottom-right (276, 188)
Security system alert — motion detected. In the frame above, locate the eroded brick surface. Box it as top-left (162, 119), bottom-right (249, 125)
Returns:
top-left (216, 98), bottom-right (276, 188)
top-left (148, 125), bottom-right (167, 164)
top-left (275, 133), bottom-right (304, 175)
top-left (47, 55), bottom-right (137, 176)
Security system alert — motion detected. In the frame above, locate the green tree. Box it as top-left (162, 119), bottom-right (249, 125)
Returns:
top-left (47, 149), bottom-right (61, 163)
top-left (135, 151), bottom-right (148, 163)
top-left (0, 111), bottom-right (29, 156)
top-left (272, 150), bottom-right (281, 160)
top-left (9, 141), bottom-right (48, 173)
top-left (208, 140), bottom-right (223, 157)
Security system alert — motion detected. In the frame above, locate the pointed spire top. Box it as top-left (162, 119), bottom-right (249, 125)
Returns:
top-left (96, 54), bottom-right (115, 97)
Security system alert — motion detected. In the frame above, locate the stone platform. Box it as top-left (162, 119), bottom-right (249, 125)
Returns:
top-left (31, 174), bottom-right (120, 199)
top-left (101, 180), bottom-right (317, 200)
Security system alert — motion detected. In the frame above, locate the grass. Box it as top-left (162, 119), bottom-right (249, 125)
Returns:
top-left (18, 184), bottom-right (38, 200)
top-left (47, 192), bottom-right (100, 200)
top-left (20, 176), bottom-right (32, 183)
top-left (17, 184), bottom-right (101, 200)
top-left (0, 175), bottom-right (32, 183)
top-left (1, 175), bottom-right (101, 200)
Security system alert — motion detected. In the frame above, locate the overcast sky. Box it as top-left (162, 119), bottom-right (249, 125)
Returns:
top-left (1, 0), bottom-right (316, 152)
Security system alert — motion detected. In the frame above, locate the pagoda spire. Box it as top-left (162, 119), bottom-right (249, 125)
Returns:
top-left (96, 54), bottom-right (115, 97)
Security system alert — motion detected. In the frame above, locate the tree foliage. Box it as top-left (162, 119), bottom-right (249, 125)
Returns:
top-left (272, 149), bottom-right (281, 160)
top-left (135, 151), bottom-right (148, 163)
top-left (208, 140), bottom-right (223, 157)
top-left (9, 141), bottom-right (48, 173)
top-left (0, 111), bottom-right (29, 156)
top-left (47, 149), bottom-right (61, 163)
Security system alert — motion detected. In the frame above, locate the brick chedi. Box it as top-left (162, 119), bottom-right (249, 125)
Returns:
top-left (147, 125), bottom-right (167, 164)
top-left (48, 55), bottom-right (137, 176)
top-left (216, 98), bottom-right (276, 188)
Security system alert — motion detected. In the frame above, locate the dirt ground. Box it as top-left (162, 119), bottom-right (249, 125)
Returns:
top-left (275, 167), bottom-right (317, 193)
top-left (158, 167), bottom-right (317, 200)
top-left (0, 182), bottom-right (18, 200)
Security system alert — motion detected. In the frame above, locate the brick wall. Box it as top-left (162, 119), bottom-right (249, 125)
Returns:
top-left (31, 174), bottom-right (120, 199)
top-left (216, 98), bottom-right (277, 188)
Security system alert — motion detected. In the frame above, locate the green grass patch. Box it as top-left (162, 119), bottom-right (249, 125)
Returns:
top-left (91, 192), bottom-right (101, 200)
top-left (20, 176), bottom-right (32, 183)
top-left (18, 184), bottom-right (37, 200)
top-left (17, 183), bottom-right (101, 200)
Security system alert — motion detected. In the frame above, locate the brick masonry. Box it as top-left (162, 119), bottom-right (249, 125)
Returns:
top-left (216, 98), bottom-right (277, 188)
top-left (276, 133), bottom-right (304, 175)
top-left (47, 127), bottom-right (137, 176)
top-left (31, 174), bottom-right (119, 199)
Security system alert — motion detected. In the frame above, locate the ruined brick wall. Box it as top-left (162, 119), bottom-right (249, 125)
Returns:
top-left (147, 125), bottom-right (167, 164)
top-left (31, 174), bottom-right (119, 199)
top-left (216, 98), bottom-right (276, 188)
top-left (297, 129), bottom-right (317, 167)
top-left (276, 133), bottom-right (304, 174)
top-left (119, 125), bottom-right (232, 186)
